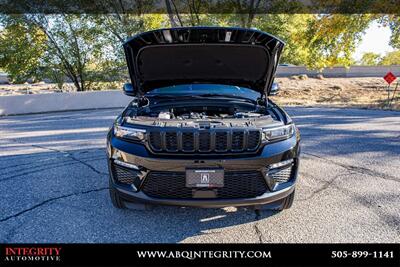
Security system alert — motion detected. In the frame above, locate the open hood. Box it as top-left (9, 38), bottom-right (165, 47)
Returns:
top-left (123, 27), bottom-right (285, 96)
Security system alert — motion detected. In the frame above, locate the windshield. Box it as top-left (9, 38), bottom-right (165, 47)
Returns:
top-left (145, 84), bottom-right (260, 100)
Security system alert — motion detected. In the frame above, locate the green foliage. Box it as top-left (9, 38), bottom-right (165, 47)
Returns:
top-left (360, 52), bottom-right (381, 66)
top-left (33, 14), bottom-right (112, 91)
top-left (379, 15), bottom-right (400, 49)
top-left (304, 14), bottom-right (373, 69)
top-left (0, 7), bottom-right (399, 90)
top-left (380, 50), bottom-right (400, 65)
top-left (161, 7), bottom-right (377, 69)
top-left (0, 13), bottom-right (141, 91)
top-left (0, 17), bottom-right (47, 83)
top-left (251, 14), bottom-right (314, 66)
top-left (92, 13), bottom-right (166, 83)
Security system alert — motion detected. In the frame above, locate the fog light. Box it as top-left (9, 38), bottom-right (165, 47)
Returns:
top-left (269, 159), bottom-right (294, 169)
top-left (268, 167), bottom-right (292, 184)
top-left (114, 159), bottom-right (140, 170)
top-left (112, 160), bottom-right (147, 192)
top-left (266, 159), bottom-right (294, 187)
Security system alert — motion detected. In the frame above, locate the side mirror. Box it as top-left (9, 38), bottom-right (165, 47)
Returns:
top-left (123, 83), bottom-right (136, 96)
top-left (269, 82), bottom-right (280, 96)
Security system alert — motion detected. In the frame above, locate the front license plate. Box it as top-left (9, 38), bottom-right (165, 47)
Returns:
top-left (185, 168), bottom-right (224, 188)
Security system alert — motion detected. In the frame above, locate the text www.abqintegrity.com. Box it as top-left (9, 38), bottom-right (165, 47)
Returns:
top-left (137, 250), bottom-right (272, 260)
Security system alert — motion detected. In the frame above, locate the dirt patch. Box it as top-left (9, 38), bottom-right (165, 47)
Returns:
top-left (0, 83), bottom-right (77, 95)
top-left (270, 77), bottom-right (400, 110)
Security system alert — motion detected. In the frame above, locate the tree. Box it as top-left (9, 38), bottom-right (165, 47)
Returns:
top-left (231, 0), bottom-right (264, 28)
top-left (94, 0), bottom-right (162, 42)
top-left (165, 0), bottom-right (182, 27)
top-left (164, 0), bottom-right (222, 27)
top-left (251, 14), bottom-right (314, 66)
top-left (380, 15), bottom-right (400, 49)
top-left (160, 2), bottom-right (378, 69)
top-left (0, 18), bottom-right (47, 83)
top-left (359, 52), bottom-right (381, 66)
top-left (93, 11), bottom-right (166, 85)
top-left (380, 50), bottom-right (400, 65)
top-left (29, 14), bottom-right (110, 91)
top-left (303, 14), bottom-right (373, 69)
top-left (1, 14), bottom-right (115, 91)
top-left (1, 4), bottom-right (399, 89)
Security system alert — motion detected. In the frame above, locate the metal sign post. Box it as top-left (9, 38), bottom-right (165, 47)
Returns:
top-left (383, 72), bottom-right (397, 107)
top-left (388, 81), bottom-right (399, 107)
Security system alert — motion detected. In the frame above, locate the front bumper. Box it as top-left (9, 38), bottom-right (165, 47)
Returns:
top-left (107, 131), bottom-right (300, 208)
top-left (116, 183), bottom-right (295, 208)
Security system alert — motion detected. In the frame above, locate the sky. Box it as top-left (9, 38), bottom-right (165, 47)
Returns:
top-left (353, 21), bottom-right (394, 61)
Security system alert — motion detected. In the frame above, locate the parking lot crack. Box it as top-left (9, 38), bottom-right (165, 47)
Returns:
top-left (0, 161), bottom-right (78, 182)
top-left (69, 155), bottom-right (108, 176)
top-left (303, 152), bottom-right (400, 183)
top-left (0, 156), bottom-right (107, 183)
top-left (9, 139), bottom-right (108, 176)
top-left (253, 210), bottom-right (265, 243)
top-left (298, 171), bottom-right (354, 201)
top-left (0, 187), bottom-right (109, 223)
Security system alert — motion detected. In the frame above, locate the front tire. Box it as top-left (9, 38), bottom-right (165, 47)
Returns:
top-left (109, 188), bottom-right (125, 209)
top-left (109, 178), bottom-right (154, 210)
top-left (255, 189), bottom-right (295, 211)
top-left (280, 189), bottom-right (295, 210)
top-left (109, 183), bottom-right (125, 209)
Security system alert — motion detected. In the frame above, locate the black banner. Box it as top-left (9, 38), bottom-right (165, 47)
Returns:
top-left (0, 243), bottom-right (399, 266)
top-left (0, 0), bottom-right (399, 14)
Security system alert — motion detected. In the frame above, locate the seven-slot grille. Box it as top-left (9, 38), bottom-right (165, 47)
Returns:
top-left (148, 130), bottom-right (261, 153)
top-left (141, 171), bottom-right (268, 199)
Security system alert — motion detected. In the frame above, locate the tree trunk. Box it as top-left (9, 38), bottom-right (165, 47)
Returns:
top-left (235, 0), bottom-right (260, 28)
top-left (165, 0), bottom-right (179, 27)
top-left (246, 0), bottom-right (261, 28)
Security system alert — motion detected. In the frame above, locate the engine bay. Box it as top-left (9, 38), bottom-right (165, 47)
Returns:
top-left (122, 98), bottom-right (282, 129)
top-left (156, 107), bottom-right (267, 120)
top-left (125, 98), bottom-right (273, 119)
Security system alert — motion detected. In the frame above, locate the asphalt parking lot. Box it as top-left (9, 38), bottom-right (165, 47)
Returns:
top-left (0, 107), bottom-right (399, 243)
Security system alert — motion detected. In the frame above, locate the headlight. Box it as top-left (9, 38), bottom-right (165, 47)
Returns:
top-left (114, 125), bottom-right (146, 141)
top-left (262, 124), bottom-right (295, 142)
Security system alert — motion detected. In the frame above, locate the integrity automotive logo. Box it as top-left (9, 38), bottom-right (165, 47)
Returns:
top-left (3, 247), bottom-right (62, 263)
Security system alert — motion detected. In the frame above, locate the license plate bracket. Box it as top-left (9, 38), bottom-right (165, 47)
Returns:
top-left (185, 168), bottom-right (224, 188)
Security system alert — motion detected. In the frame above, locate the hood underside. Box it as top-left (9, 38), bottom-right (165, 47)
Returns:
top-left (123, 27), bottom-right (285, 96)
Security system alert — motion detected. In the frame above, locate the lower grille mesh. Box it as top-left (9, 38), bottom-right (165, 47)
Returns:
top-left (112, 164), bottom-right (138, 185)
top-left (268, 167), bottom-right (292, 183)
top-left (142, 171), bottom-right (268, 199)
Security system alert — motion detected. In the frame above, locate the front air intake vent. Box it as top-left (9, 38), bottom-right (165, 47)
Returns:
top-left (142, 170), bottom-right (268, 199)
top-left (268, 166), bottom-right (292, 183)
top-left (165, 132), bottom-right (178, 151)
top-left (215, 132), bottom-right (228, 151)
top-left (112, 164), bottom-right (138, 185)
top-left (182, 132), bottom-right (195, 151)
